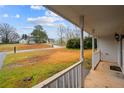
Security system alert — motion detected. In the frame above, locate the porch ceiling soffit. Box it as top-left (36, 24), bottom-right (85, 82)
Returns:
top-left (45, 5), bottom-right (124, 37)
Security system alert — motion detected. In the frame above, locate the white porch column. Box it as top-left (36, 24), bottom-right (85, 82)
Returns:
top-left (80, 16), bottom-right (84, 62)
top-left (80, 16), bottom-right (84, 87)
top-left (92, 36), bottom-right (95, 69)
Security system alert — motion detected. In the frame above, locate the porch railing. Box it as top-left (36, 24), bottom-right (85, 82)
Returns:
top-left (92, 49), bottom-right (101, 69)
top-left (33, 61), bottom-right (83, 88)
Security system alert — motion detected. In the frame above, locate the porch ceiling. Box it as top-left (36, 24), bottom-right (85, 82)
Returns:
top-left (45, 5), bottom-right (124, 37)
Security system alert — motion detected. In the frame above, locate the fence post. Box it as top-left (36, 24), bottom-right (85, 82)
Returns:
top-left (14, 46), bottom-right (16, 54)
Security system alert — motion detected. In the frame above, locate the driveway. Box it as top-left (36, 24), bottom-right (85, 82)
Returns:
top-left (0, 52), bottom-right (6, 69)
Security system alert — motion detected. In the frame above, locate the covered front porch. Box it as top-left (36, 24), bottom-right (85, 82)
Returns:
top-left (84, 61), bottom-right (124, 88)
top-left (33, 6), bottom-right (124, 88)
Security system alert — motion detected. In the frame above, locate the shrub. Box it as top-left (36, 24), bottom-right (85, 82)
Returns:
top-left (66, 38), bottom-right (80, 49)
top-left (84, 37), bottom-right (92, 49)
top-left (66, 37), bottom-right (97, 49)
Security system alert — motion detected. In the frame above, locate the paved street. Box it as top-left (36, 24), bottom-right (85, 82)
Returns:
top-left (0, 52), bottom-right (6, 69)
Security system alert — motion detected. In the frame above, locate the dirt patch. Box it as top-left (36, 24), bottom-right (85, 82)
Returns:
top-left (23, 76), bottom-right (33, 82)
top-left (17, 55), bottom-right (50, 64)
top-left (7, 63), bottom-right (23, 68)
top-left (6, 55), bottom-right (50, 69)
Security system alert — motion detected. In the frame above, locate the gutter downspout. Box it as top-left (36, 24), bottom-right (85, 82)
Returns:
top-left (120, 35), bottom-right (123, 69)
top-left (120, 36), bottom-right (123, 69)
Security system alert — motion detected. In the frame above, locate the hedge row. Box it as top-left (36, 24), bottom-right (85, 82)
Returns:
top-left (66, 37), bottom-right (97, 49)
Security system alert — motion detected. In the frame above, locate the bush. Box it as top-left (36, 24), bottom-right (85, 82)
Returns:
top-left (66, 38), bottom-right (80, 49)
top-left (66, 37), bottom-right (97, 49)
top-left (84, 37), bottom-right (92, 49)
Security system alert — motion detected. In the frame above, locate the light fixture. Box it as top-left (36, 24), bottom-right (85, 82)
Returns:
top-left (115, 33), bottom-right (120, 41)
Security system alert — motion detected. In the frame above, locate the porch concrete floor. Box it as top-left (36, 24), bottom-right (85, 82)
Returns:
top-left (84, 61), bottom-right (124, 88)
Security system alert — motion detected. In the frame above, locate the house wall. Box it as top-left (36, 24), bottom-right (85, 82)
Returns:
top-left (0, 36), bottom-right (2, 43)
top-left (96, 35), bottom-right (124, 74)
top-left (19, 39), bottom-right (28, 44)
top-left (97, 36), bottom-right (118, 63)
top-left (118, 38), bottom-right (124, 74)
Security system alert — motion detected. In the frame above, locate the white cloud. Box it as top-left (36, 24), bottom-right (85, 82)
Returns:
top-left (45, 10), bottom-right (58, 17)
top-left (22, 26), bottom-right (34, 30)
top-left (3, 14), bottom-right (8, 18)
top-left (30, 5), bottom-right (45, 10)
top-left (45, 10), bottom-right (63, 21)
top-left (27, 16), bottom-right (62, 27)
top-left (2, 14), bottom-right (20, 18)
top-left (15, 14), bottom-right (20, 18)
top-left (27, 9), bottom-right (64, 27)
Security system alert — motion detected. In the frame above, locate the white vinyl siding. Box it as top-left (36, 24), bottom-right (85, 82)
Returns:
top-left (97, 36), bottom-right (118, 63)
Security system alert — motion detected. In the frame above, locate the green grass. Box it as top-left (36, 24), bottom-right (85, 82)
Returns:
top-left (0, 60), bottom-right (75, 88)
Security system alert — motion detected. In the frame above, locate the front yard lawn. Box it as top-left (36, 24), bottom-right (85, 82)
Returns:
top-left (0, 48), bottom-right (92, 88)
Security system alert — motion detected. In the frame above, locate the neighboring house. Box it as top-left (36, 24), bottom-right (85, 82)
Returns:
top-left (28, 36), bottom-right (36, 44)
top-left (33, 6), bottom-right (124, 88)
top-left (19, 39), bottom-right (28, 44)
top-left (19, 35), bottom-right (36, 44)
top-left (47, 38), bottom-right (55, 44)
top-left (0, 36), bottom-right (2, 43)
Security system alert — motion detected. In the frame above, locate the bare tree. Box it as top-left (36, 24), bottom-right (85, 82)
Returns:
top-left (0, 23), bottom-right (20, 43)
top-left (64, 26), bottom-right (80, 43)
top-left (73, 26), bottom-right (80, 38)
top-left (57, 24), bottom-right (80, 45)
top-left (57, 24), bottom-right (65, 45)
top-left (65, 27), bottom-right (74, 41)
top-left (9, 32), bottom-right (20, 43)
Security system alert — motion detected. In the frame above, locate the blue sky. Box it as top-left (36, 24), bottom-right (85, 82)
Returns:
top-left (0, 5), bottom-right (87, 39)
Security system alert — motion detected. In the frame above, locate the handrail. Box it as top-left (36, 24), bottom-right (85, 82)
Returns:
top-left (33, 60), bottom-right (82, 88)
